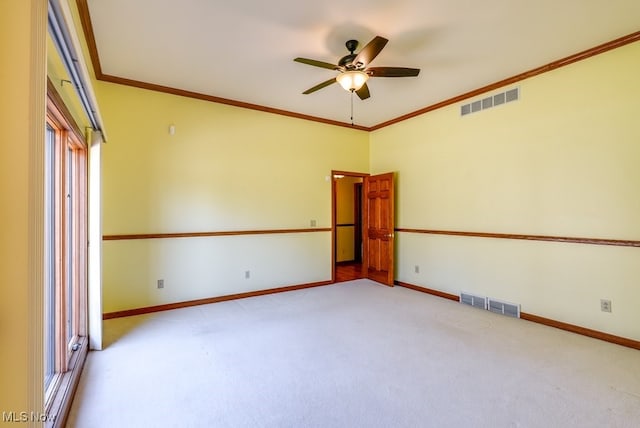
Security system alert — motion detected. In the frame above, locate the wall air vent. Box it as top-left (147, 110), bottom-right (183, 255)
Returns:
top-left (487, 298), bottom-right (521, 318)
top-left (460, 87), bottom-right (519, 116)
top-left (460, 292), bottom-right (487, 310)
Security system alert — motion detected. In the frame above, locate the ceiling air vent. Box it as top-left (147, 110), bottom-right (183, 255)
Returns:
top-left (460, 87), bottom-right (519, 116)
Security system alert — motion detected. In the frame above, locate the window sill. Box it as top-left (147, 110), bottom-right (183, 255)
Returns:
top-left (45, 336), bottom-right (88, 428)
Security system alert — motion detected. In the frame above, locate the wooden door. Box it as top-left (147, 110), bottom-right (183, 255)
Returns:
top-left (363, 172), bottom-right (395, 286)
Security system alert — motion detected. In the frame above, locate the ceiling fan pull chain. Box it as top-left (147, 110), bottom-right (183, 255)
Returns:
top-left (350, 90), bottom-right (354, 126)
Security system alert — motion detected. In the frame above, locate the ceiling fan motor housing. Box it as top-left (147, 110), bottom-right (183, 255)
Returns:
top-left (339, 39), bottom-right (362, 69)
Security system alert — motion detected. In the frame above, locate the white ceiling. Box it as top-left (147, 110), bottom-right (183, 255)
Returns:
top-left (85, 0), bottom-right (640, 128)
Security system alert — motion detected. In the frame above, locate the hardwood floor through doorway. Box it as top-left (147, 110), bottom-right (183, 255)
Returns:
top-left (335, 261), bottom-right (364, 283)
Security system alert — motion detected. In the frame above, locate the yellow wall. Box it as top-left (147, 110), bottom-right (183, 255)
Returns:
top-left (98, 82), bottom-right (369, 311)
top-left (0, 0), bottom-right (46, 422)
top-left (370, 41), bottom-right (640, 340)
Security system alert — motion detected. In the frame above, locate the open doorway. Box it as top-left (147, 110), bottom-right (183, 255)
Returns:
top-left (332, 170), bottom-right (368, 283)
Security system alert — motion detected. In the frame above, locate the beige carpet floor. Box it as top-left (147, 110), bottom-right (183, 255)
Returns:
top-left (67, 279), bottom-right (640, 427)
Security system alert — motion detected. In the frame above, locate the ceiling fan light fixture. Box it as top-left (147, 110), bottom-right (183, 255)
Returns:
top-left (336, 70), bottom-right (369, 92)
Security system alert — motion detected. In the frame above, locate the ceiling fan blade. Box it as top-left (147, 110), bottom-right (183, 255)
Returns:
top-left (352, 36), bottom-right (388, 68)
top-left (302, 77), bottom-right (337, 94)
top-left (294, 57), bottom-right (339, 70)
top-left (368, 67), bottom-right (420, 77)
top-left (356, 82), bottom-right (370, 100)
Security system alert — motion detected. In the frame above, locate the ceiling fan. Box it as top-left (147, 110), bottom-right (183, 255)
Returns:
top-left (294, 36), bottom-right (420, 100)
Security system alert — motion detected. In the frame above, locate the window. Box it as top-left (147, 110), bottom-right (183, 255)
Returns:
top-left (44, 124), bottom-right (56, 392)
top-left (44, 87), bottom-right (88, 425)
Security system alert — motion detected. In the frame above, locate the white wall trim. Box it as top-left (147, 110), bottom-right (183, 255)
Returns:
top-left (88, 130), bottom-right (103, 350)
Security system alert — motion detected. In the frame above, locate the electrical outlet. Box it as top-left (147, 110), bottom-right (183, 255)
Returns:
top-left (600, 299), bottom-right (612, 313)
top-left (414, 265), bottom-right (420, 274)
top-left (245, 270), bottom-right (250, 279)
top-left (157, 279), bottom-right (164, 289)
top-left (310, 219), bottom-right (317, 227)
